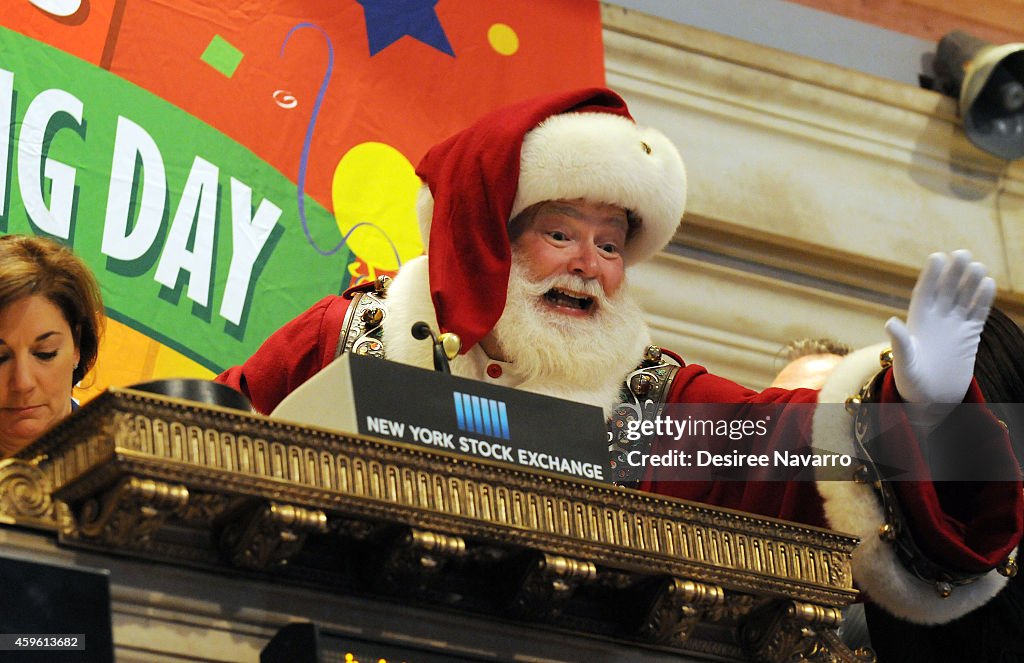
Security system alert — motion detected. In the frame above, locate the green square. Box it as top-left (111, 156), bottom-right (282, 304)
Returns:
top-left (201, 35), bottom-right (244, 78)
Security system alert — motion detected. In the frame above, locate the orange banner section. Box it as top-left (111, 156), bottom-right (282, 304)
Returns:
top-left (5, 0), bottom-right (122, 65)
top-left (3, 0), bottom-right (605, 398)
top-left (102, 0), bottom-right (605, 214)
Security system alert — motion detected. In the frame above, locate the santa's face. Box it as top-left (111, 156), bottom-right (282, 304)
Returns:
top-left (510, 199), bottom-right (627, 317)
top-left (485, 254), bottom-right (644, 384)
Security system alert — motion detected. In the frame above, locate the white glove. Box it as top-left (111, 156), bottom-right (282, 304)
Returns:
top-left (884, 250), bottom-right (994, 430)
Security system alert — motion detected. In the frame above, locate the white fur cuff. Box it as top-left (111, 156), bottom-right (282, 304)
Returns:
top-left (812, 343), bottom-right (1010, 624)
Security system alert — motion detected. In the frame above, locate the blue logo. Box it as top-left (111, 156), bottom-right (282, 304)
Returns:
top-left (453, 392), bottom-right (510, 440)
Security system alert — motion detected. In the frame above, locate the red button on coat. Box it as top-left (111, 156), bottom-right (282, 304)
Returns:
top-left (486, 363), bottom-right (503, 378)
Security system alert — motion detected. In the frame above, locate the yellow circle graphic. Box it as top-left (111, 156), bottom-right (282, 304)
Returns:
top-left (331, 142), bottom-right (423, 272)
top-left (488, 23), bottom-right (519, 56)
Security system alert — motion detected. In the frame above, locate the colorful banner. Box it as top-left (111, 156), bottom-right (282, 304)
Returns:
top-left (0, 0), bottom-right (605, 400)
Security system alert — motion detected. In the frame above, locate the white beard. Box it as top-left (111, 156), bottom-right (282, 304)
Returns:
top-left (487, 255), bottom-right (650, 412)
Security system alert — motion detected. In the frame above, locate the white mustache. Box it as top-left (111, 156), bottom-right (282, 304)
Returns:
top-left (521, 272), bottom-right (610, 308)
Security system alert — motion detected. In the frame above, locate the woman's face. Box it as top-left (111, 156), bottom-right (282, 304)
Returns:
top-left (0, 295), bottom-right (79, 456)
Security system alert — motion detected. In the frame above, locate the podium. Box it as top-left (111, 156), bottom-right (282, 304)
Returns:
top-left (0, 387), bottom-right (866, 662)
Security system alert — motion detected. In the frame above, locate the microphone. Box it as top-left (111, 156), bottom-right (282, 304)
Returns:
top-left (410, 321), bottom-right (433, 341)
top-left (411, 321), bottom-right (452, 374)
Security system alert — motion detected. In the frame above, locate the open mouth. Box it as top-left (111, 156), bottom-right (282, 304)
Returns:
top-left (543, 287), bottom-right (594, 312)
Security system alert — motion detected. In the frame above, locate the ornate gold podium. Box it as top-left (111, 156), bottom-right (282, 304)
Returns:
top-left (0, 388), bottom-right (870, 662)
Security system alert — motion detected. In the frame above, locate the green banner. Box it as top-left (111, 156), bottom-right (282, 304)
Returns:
top-left (0, 27), bottom-right (353, 372)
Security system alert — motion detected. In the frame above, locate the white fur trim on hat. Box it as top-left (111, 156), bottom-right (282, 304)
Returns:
top-left (416, 112), bottom-right (687, 265)
top-left (812, 342), bottom-right (1010, 624)
top-left (513, 112), bottom-right (686, 265)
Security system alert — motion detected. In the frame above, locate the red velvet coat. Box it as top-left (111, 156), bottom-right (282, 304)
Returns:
top-left (218, 293), bottom-right (1023, 623)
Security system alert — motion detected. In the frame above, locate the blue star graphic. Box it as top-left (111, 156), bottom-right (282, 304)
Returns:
top-left (357, 0), bottom-right (455, 57)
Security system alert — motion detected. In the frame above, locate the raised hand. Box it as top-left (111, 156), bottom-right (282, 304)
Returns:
top-left (884, 250), bottom-right (994, 425)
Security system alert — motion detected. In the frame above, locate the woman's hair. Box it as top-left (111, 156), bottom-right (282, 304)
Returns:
top-left (0, 235), bottom-right (104, 384)
top-left (778, 337), bottom-right (853, 362)
top-left (976, 307), bottom-right (1024, 402)
top-left (975, 306), bottom-right (1024, 468)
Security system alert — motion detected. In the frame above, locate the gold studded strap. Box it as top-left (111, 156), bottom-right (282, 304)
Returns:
top-left (608, 346), bottom-right (681, 488)
top-left (336, 277), bottom-right (390, 360)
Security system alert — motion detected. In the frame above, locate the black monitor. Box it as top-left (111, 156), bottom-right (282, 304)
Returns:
top-left (0, 554), bottom-right (115, 662)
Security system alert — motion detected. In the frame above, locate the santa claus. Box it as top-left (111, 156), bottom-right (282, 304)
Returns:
top-left (218, 87), bottom-right (1022, 626)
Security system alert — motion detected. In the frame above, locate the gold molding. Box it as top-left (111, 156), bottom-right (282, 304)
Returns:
top-left (41, 390), bottom-right (852, 599)
top-left (640, 577), bottom-right (725, 645)
top-left (216, 500), bottom-right (328, 570)
top-left (740, 600), bottom-right (876, 663)
top-left (76, 476), bottom-right (188, 545)
top-left (3, 388), bottom-right (867, 660)
top-left (0, 458), bottom-right (70, 530)
top-left (510, 552), bottom-right (598, 619)
top-left (374, 526), bottom-right (468, 594)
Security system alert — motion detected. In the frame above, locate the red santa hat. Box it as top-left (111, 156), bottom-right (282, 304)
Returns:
top-left (415, 87), bottom-right (687, 353)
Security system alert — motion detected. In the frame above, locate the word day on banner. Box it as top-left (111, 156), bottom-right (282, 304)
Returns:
top-left (0, 0), bottom-right (605, 401)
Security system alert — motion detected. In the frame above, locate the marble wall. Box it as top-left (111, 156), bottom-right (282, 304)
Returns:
top-left (603, 4), bottom-right (1024, 388)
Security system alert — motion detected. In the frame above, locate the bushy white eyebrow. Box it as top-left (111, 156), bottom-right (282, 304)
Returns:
top-left (538, 203), bottom-right (629, 234)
